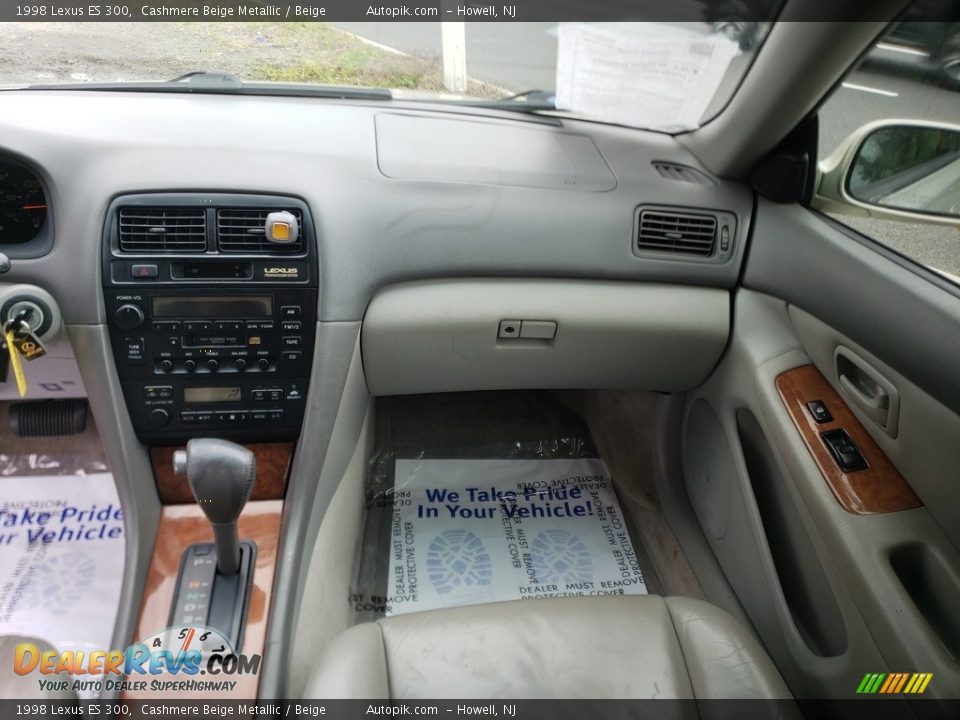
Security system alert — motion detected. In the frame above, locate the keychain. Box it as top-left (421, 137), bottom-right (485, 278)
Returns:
top-left (3, 308), bottom-right (47, 398)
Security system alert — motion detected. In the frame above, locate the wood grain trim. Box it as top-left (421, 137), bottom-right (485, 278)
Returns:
top-left (151, 443), bottom-right (293, 503)
top-left (776, 365), bottom-right (921, 515)
top-left (124, 501), bottom-right (282, 700)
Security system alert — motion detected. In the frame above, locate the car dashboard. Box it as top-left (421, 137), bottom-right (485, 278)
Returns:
top-left (0, 88), bottom-right (753, 698)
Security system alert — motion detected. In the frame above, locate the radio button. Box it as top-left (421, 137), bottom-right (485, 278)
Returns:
top-left (124, 336), bottom-right (145, 365)
top-left (246, 320), bottom-right (275, 331)
top-left (282, 336), bottom-right (303, 348)
top-left (215, 320), bottom-right (244, 333)
top-left (164, 336), bottom-right (180, 348)
top-left (280, 306), bottom-right (301, 319)
top-left (182, 320), bottom-right (212, 333)
top-left (183, 359), bottom-right (197, 373)
top-left (152, 321), bottom-right (180, 333)
top-left (144, 385), bottom-right (173, 400)
top-left (281, 350), bottom-right (303, 363)
top-left (281, 321), bottom-right (302, 333)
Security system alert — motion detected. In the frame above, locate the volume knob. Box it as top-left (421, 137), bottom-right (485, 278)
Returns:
top-left (114, 304), bottom-right (145, 330)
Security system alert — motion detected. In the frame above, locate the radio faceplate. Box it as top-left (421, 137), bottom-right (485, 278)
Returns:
top-left (102, 193), bottom-right (318, 444)
top-left (105, 287), bottom-right (316, 442)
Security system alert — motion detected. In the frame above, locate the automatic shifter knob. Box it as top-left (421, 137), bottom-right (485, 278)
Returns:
top-left (173, 438), bottom-right (255, 576)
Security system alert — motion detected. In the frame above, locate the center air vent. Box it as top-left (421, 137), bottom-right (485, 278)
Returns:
top-left (118, 208), bottom-right (206, 253)
top-left (217, 209), bottom-right (303, 253)
top-left (635, 209), bottom-right (718, 257)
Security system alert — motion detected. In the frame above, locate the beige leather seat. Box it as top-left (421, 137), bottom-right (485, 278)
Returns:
top-left (306, 595), bottom-right (792, 699)
top-left (0, 635), bottom-right (77, 700)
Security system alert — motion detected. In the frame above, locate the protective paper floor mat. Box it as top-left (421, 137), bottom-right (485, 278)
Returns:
top-left (0, 471), bottom-right (124, 692)
top-left (386, 457), bottom-right (647, 616)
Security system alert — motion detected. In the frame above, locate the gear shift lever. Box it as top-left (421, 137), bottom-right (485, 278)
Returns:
top-left (173, 438), bottom-right (255, 576)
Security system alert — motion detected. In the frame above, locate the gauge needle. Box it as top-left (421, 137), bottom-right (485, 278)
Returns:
top-left (21, 204), bottom-right (46, 210)
top-left (181, 627), bottom-right (196, 652)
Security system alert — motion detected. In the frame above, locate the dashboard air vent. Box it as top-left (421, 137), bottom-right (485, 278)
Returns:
top-left (636, 209), bottom-right (717, 257)
top-left (217, 209), bottom-right (303, 253)
top-left (118, 208), bottom-right (207, 253)
top-left (652, 161), bottom-right (717, 185)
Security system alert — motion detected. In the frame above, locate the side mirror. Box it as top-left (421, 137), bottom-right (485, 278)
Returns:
top-left (813, 120), bottom-right (960, 225)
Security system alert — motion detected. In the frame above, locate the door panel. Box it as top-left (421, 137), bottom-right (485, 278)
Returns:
top-left (680, 196), bottom-right (960, 706)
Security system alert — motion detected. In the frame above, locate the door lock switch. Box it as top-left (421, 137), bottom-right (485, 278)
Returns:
top-left (806, 400), bottom-right (833, 424)
top-left (820, 429), bottom-right (867, 473)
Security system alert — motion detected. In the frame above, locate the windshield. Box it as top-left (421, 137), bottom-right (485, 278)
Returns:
top-left (0, 18), bottom-right (779, 132)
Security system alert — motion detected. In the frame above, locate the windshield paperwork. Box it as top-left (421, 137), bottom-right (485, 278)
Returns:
top-left (0, 19), bottom-right (777, 132)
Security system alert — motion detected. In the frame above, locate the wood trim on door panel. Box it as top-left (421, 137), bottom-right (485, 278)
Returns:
top-left (151, 443), bottom-right (293, 503)
top-left (124, 501), bottom-right (282, 700)
top-left (776, 365), bottom-right (921, 515)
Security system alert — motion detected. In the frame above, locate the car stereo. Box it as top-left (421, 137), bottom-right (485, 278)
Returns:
top-left (102, 193), bottom-right (318, 443)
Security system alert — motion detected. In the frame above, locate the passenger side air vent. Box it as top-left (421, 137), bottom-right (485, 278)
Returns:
top-left (651, 161), bottom-right (717, 185)
top-left (118, 208), bottom-right (207, 253)
top-left (635, 209), bottom-right (718, 257)
top-left (217, 209), bottom-right (303, 253)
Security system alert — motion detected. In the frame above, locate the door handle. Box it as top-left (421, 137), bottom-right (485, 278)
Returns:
top-left (835, 346), bottom-right (900, 437)
top-left (839, 373), bottom-right (888, 412)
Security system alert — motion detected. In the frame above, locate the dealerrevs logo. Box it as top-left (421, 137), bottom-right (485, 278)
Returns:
top-left (13, 626), bottom-right (261, 694)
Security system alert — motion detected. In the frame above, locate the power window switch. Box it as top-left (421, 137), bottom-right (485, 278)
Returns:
top-left (821, 429), bottom-right (867, 473)
top-left (806, 400), bottom-right (833, 424)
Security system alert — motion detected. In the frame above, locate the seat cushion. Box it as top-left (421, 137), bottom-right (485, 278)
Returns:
top-left (305, 595), bottom-right (791, 699)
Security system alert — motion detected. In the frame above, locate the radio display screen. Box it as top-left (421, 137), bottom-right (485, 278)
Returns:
top-left (152, 296), bottom-right (272, 318)
top-left (184, 387), bottom-right (242, 403)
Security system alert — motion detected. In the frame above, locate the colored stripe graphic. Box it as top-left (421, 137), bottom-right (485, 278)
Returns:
top-left (857, 672), bottom-right (932, 694)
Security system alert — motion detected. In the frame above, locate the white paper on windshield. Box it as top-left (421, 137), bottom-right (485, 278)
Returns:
top-left (556, 23), bottom-right (740, 131)
top-left (386, 458), bottom-right (646, 616)
top-left (0, 473), bottom-right (124, 696)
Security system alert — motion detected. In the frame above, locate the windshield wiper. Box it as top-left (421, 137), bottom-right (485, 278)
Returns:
top-left (21, 70), bottom-right (393, 100)
top-left (459, 89), bottom-right (556, 113)
top-left (168, 70), bottom-right (245, 90)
